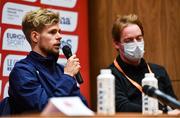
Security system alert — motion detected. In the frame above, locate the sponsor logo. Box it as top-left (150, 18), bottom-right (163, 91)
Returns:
top-left (60, 34), bottom-right (79, 55)
top-left (58, 10), bottom-right (78, 32)
top-left (60, 16), bottom-right (71, 25)
top-left (57, 58), bottom-right (67, 66)
top-left (3, 28), bottom-right (31, 52)
top-left (3, 55), bottom-right (25, 76)
top-left (41, 0), bottom-right (77, 8)
top-left (2, 2), bottom-right (39, 25)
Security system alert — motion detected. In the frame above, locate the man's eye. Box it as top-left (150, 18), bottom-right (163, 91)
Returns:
top-left (124, 38), bottom-right (133, 43)
top-left (49, 30), bottom-right (57, 34)
top-left (136, 36), bottom-right (143, 41)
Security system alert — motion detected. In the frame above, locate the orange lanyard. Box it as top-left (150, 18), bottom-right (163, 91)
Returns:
top-left (113, 59), bottom-right (152, 93)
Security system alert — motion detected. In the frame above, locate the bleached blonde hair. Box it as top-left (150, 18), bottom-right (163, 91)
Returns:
top-left (22, 8), bottom-right (59, 44)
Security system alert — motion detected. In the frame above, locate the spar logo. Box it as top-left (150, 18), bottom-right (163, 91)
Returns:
top-left (59, 10), bottom-right (78, 32)
top-left (59, 34), bottom-right (79, 55)
top-left (3, 29), bottom-right (31, 52)
top-left (41, 0), bottom-right (77, 8)
top-left (3, 55), bottom-right (25, 76)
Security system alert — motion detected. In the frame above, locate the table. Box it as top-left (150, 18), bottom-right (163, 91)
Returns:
top-left (5, 113), bottom-right (180, 118)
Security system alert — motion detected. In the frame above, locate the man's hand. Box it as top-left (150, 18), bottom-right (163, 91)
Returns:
top-left (64, 55), bottom-right (81, 77)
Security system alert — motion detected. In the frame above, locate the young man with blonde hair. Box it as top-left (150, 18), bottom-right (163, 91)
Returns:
top-left (2, 8), bottom-right (87, 114)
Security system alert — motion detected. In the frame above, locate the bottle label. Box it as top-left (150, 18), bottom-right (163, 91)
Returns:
top-left (142, 73), bottom-right (158, 115)
top-left (97, 77), bottom-right (115, 115)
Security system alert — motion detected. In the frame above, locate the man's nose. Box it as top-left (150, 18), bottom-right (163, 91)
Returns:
top-left (56, 32), bottom-right (62, 40)
top-left (133, 38), bottom-right (138, 42)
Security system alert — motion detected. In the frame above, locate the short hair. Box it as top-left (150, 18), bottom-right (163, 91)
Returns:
top-left (22, 8), bottom-right (59, 44)
top-left (112, 14), bottom-right (144, 42)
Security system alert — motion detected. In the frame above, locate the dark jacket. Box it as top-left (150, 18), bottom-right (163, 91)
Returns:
top-left (109, 55), bottom-right (176, 112)
top-left (6, 51), bottom-right (87, 114)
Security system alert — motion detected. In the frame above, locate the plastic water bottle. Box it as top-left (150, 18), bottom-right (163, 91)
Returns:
top-left (97, 69), bottom-right (115, 115)
top-left (142, 73), bottom-right (158, 115)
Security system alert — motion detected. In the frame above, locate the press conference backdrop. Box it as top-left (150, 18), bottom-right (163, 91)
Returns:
top-left (0, 0), bottom-right (90, 104)
top-left (89, 0), bottom-right (180, 110)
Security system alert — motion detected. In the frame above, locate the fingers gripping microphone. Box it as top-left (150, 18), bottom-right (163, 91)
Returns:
top-left (62, 45), bottom-right (84, 84)
top-left (143, 85), bottom-right (180, 109)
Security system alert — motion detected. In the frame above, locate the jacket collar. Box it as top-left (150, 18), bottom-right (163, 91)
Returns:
top-left (28, 51), bottom-right (58, 67)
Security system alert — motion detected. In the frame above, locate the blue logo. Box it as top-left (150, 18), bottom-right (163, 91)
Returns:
top-left (6, 32), bottom-right (26, 46)
top-left (60, 16), bottom-right (71, 25)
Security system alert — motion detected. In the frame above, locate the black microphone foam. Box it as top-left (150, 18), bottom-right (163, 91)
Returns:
top-left (62, 45), bottom-right (72, 59)
top-left (62, 45), bottom-right (84, 84)
top-left (143, 85), bottom-right (156, 96)
top-left (143, 85), bottom-right (180, 109)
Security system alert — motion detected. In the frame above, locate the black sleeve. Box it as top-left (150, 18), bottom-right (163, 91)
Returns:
top-left (151, 64), bottom-right (177, 110)
top-left (157, 67), bottom-right (177, 99)
top-left (151, 64), bottom-right (177, 99)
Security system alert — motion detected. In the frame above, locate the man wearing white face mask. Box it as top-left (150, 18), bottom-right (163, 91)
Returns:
top-left (108, 14), bottom-right (178, 113)
top-left (122, 39), bottom-right (144, 62)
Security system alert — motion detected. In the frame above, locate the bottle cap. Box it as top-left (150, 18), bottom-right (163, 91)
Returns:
top-left (100, 69), bottom-right (111, 74)
top-left (145, 73), bottom-right (155, 78)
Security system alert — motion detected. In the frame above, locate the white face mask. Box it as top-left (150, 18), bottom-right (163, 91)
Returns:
top-left (122, 41), bottom-right (145, 61)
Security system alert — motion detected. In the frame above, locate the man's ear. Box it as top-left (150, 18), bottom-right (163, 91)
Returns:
top-left (31, 31), bottom-right (39, 43)
top-left (113, 40), bottom-right (121, 50)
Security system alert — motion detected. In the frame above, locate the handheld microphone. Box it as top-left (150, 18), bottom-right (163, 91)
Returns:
top-left (62, 45), bottom-right (84, 84)
top-left (143, 85), bottom-right (180, 109)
